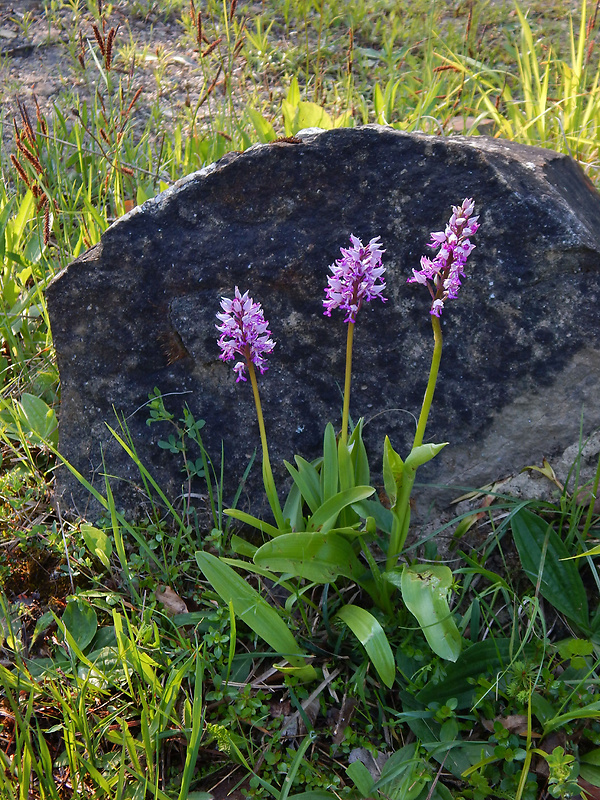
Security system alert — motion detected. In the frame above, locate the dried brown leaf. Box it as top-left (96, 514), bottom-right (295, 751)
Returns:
top-left (155, 585), bottom-right (188, 615)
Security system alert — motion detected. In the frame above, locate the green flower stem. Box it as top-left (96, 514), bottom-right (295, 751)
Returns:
top-left (413, 314), bottom-right (443, 449)
top-left (341, 321), bottom-right (355, 447)
top-left (386, 480), bottom-right (412, 573)
top-left (386, 315), bottom-right (443, 573)
top-left (247, 359), bottom-right (285, 530)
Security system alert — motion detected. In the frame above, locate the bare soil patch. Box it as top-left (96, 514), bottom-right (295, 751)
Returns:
top-left (0, 0), bottom-right (238, 160)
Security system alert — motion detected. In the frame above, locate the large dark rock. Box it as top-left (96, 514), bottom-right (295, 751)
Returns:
top-left (46, 126), bottom-right (600, 523)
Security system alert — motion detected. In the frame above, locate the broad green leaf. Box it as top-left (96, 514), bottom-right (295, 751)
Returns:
top-left (333, 110), bottom-right (353, 128)
top-left (530, 692), bottom-right (556, 726)
top-left (283, 100), bottom-right (332, 134)
top-left (346, 760), bottom-right (374, 797)
top-left (374, 82), bottom-right (386, 123)
top-left (383, 435), bottom-right (404, 507)
top-left (18, 393), bottom-right (58, 447)
top-left (10, 190), bottom-right (35, 243)
top-left (286, 76), bottom-right (300, 106)
top-left (297, 101), bottom-right (333, 130)
top-left (77, 646), bottom-right (121, 689)
top-left (401, 565), bottom-right (461, 662)
top-left (246, 107), bottom-right (276, 142)
top-left (254, 532), bottom-right (363, 583)
top-left (221, 557), bottom-right (300, 594)
top-left (336, 604), bottom-right (395, 688)
top-left (308, 486), bottom-right (374, 532)
top-left (195, 552), bottom-right (314, 677)
top-left (229, 534), bottom-right (257, 558)
top-left (31, 611), bottom-right (54, 647)
top-left (401, 701), bottom-right (491, 779)
top-left (580, 748), bottom-right (600, 788)
top-left (373, 742), bottom-right (426, 799)
top-left (62, 599), bottom-right (98, 652)
top-left (511, 508), bottom-right (589, 630)
top-left (81, 523), bottom-right (112, 568)
top-left (282, 480), bottom-right (303, 531)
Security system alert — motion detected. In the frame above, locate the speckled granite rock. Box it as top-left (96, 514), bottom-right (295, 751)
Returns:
top-left (46, 125), bottom-right (600, 521)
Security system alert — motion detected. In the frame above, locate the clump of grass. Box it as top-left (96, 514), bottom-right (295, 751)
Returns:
top-left (443, 0), bottom-right (600, 178)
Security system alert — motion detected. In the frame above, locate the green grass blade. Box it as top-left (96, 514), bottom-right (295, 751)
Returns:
top-left (178, 653), bottom-right (204, 800)
top-left (280, 732), bottom-right (317, 800)
top-left (224, 508), bottom-right (283, 538)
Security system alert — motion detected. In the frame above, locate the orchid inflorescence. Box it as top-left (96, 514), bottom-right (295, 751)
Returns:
top-left (217, 199), bottom-right (479, 381)
top-left (407, 197), bottom-right (480, 317)
top-left (216, 286), bottom-right (275, 383)
top-left (323, 234), bottom-right (387, 323)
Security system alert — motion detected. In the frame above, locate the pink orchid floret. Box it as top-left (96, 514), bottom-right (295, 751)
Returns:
top-left (408, 198), bottom-right (480, 317)
top-left (324, 234), bottom-right (387, 323)
top-left (216, 287), bottom-right (275, 382)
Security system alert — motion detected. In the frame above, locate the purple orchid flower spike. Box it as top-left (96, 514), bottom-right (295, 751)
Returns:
top-left (324, 234), bottom-right (387, 322)
top-left (216, 287), bottom-right (275, 382)
top-left (408, 198), bottom-right (480, 316)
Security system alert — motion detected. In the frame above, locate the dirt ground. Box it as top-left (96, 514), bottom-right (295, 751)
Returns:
top-left (0, 0), bottom-right (237, 159)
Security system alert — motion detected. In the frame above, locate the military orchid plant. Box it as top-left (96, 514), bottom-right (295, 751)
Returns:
top-left (196, 199), bottom-right (480, 686)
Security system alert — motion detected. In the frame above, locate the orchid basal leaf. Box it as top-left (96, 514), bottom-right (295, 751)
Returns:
top-left (285, 456), bottom-right (322, 514)
top-left (349, 419), bottom-right (370, 486)
top-left (307, 485), bottom-right (374, 532)
top-left (400, 564), bottom-right (462, 662)
top-left (321, 422), bottom-right (339, 502)
top-left (337, 437), bottom-right (354, 493)
top-left (195, 552), bottom-right (314, 677)
top-left (335, 604), bottom-right (395, 688)
top-left (253, 532), bottom-right (363, 583)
